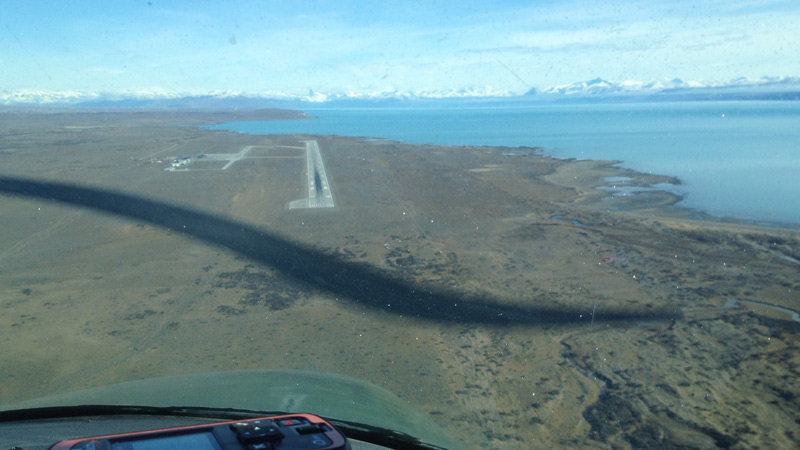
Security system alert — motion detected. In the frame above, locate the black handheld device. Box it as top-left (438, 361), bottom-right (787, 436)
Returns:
top-left (49, 413), bottom-right (349, 450)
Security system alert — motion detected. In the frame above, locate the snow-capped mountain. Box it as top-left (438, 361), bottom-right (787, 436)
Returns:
top-left (2, 77), bottom-right (798, 107)
top-left (0, 86), bottom-right (513, 105)
top-left (528, 77), bottom-right (694, 96)
top-left (524, 76), bottom-right (800, 98)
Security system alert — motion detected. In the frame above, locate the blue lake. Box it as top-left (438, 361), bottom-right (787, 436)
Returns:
top-left (205, 101), bottom-right (800, 226)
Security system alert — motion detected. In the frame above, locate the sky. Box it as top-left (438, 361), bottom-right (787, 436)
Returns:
top-left (2, 0), bottom-right (799, 98)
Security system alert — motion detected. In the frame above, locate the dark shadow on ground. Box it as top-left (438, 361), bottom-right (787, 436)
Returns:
top-left (0, 176), bottom-right (680, 327)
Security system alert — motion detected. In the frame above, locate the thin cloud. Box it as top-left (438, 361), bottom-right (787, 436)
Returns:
top-left (1, 0), bottom-right (798, 95)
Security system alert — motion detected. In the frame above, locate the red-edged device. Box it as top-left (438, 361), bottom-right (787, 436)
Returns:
top-left (49, 413), bottom-right (349, 450)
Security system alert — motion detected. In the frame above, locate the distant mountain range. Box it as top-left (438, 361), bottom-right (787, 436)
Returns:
top-left (3, 76), bottom-right (799, 108)
top-left (523, 76), bottom-right (800, 101)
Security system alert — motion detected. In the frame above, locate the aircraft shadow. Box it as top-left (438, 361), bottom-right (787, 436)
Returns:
top-left (0, 176), bottom-right (679, 327)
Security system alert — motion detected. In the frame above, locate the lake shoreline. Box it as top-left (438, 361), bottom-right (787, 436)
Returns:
top-left (2, 109), bottom-right (799, 449)
top-left (205, 101), bottom-right (800, 226)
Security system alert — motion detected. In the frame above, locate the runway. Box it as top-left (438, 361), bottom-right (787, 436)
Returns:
top-left (288, 140), bottom-right (335, 209)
